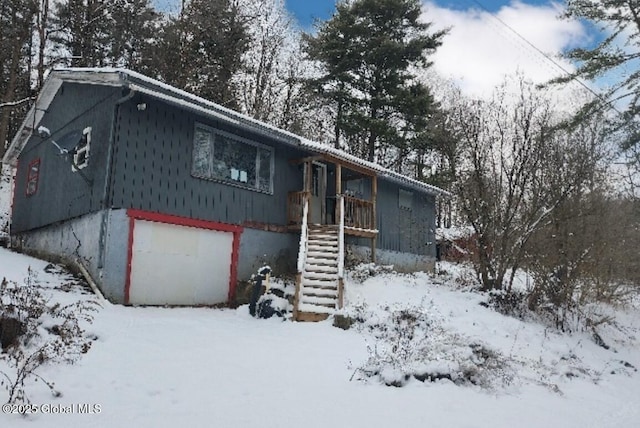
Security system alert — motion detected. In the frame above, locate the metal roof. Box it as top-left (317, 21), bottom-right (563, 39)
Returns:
top-left (3, 68), bottom-right (449, 197)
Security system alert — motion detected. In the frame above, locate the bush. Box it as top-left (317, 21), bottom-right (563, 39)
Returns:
top-left (348, 263), bottom-right (396, 284)
top-left (0, 268), bottom-right (100, 404)
top-left (347, 302), bottom-right (514, 389)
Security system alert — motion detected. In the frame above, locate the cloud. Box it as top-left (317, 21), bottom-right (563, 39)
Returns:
top-left (422, 1), bottom-right (589, 97)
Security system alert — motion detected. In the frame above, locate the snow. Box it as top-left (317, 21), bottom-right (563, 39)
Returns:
top-left (0, 165), bottom-right (11, 242)
top-left (0, 247), bottom-right (639, 427)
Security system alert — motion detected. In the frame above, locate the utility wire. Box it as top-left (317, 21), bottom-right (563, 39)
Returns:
top-left (469, 0), bottom-right (624, 115)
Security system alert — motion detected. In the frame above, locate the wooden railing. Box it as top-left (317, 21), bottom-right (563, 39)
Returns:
top-left (337, 194), bottom-right (345, 309)
top-left (288, 191), bottom-right (375, 231)
top-left (342, 195), bottom-right (375, 230)
top-left (287, 191), bottom-right (309, 225)
top-left (293, 193), bottom-right (310, 321)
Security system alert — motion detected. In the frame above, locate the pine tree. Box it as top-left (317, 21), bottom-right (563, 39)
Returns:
top-left (106, 0), bottom-right (160, 69)
top-left (50, 0), bottom-right (112, 67)
top-left (555, 1), bottom-right (640, 151)
top-left (303, 0), bottom-right (446, 163)
top-left (0, 0), bottom-right (37, 158)
top-left (148, 0), bottom-right (250, 108)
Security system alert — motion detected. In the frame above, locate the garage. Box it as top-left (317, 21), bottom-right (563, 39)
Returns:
top-left (125, 211), bottom-right (241, 306)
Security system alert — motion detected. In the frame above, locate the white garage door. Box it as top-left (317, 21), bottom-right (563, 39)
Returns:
top-left (128, 219), bottom-right (234, 305)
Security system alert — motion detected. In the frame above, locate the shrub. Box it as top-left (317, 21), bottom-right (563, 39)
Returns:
top-left (348, 302), bottom-right (513, 389)
top-left (0, 268), bottom-right (99, 404)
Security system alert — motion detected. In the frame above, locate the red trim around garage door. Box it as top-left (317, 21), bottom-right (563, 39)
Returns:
top-left (125, 209), bottom-right (244, 305)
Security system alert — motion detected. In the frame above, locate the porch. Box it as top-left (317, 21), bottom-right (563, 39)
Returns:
top-left (287, 154), bottom-right (379, 321)
top-left (286, 154), bottom-right (379, 244)
top-left (287, 191), bottom-right (377, 238)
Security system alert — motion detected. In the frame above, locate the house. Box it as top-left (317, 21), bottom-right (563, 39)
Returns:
top-left (3, 68), bottom-right (447, 319)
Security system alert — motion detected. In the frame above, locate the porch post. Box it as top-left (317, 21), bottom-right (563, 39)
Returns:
top-left (371, 175), bottom-right (377, 263)
top-left (335, 163), bottom-right (342, 222)
top-left (305, 161), bottom-right (312, 225)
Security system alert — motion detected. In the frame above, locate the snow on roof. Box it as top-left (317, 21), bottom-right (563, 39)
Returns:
top-left (4, 68), bottom-right (449, 197)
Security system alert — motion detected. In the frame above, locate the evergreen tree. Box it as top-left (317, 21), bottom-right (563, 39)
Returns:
top-left (51, 0), bottom-right (111, 67)
top-left (106, 0), bottom-right (160, 69)
top-left (148, 0), bottom-right (250, 108)
top-left (555, 1), bottom-right (640, 153)
top-left (0, 0), bottom-right (36, 158)
top-left (303, 0), bottom-right (446, 163)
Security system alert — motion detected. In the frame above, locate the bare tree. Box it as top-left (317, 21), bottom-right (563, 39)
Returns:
top-left (236, 0), bottom-right (291, 121)
top-left (453, 77), bottom-right (608, 292)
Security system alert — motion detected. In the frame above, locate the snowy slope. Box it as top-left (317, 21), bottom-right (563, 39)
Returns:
top-left (0, 248), bottom-right (638, 427)
top-left (0, 165), bottom-right (11, 239)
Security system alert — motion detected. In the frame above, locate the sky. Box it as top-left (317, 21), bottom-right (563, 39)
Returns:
top-left (285, 0), bottom-right (593, 97)
top-left (286, 0), bottom-right (557, 27)
top-left (152, 0), bottom-right (596, 99)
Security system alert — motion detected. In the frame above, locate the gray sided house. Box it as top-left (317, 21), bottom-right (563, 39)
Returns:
top-left (4, 69), bottom-right (446, 319)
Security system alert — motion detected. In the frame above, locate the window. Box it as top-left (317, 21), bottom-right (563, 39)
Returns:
top-left (191, 124), bottom-right (274, 193)
top-left (399, 189), bottom-right (413, 210)
top-left (26, 159), bottom-right (40, 196)
top-left (73, 127), bottom-right (91, 171)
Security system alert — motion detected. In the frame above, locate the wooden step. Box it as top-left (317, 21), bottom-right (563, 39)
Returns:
top-left (307, 249), bottom-right (338, 258)
top-left (305, 263), bottom-right (338, 273)
top-left (307, 245), bottom-right (338, 254)
top-left (306, 255), bottom-right (338, 264)
top-left (308, 224), bottom-right (339, 231)
top-left (307, 239), bottom-right (338, 249)
top-left (301, 287), bottom-right (338, 299)
top-left (297, 302), bottom-right (335, 314)
top-left (301, 278), bottom-right (338, 288)
top-left (309, 230), bottom-right (339, 236)
top-left (300, 294), bottom-right (336, 306)
top-left (295, 312), bottom-right (330, 322)
top-left (302, 272), bottom-right (338, 281)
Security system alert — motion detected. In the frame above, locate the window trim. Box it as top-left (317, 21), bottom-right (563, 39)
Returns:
top-left (26, 158), bottom-right (41, 197)
top-left (191, 123), bottom-right (275, 194)
top-left (72, 126), bottom-right (91, 171)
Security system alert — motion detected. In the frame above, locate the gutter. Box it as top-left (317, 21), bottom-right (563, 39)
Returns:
top-left (97, 87), bottom-right (136, 269)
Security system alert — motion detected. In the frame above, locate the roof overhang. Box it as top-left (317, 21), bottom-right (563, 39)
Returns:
top-left (3, 75), bottom-right (64, 167)
top-left (3, 68), bottom-right (450, 198)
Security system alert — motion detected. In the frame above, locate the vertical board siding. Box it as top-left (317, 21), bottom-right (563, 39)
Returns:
top-left (110, 96), bottom-right (304, 226)
top-left (12, 80), bottom-right (439, 265)
top-left (12, 83), bottom-right (121, 233)
top-left (370, 179), bottom-right (436, 257)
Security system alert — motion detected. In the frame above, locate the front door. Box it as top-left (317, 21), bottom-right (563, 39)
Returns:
top-left (306, 162), bottom-right (327, 224)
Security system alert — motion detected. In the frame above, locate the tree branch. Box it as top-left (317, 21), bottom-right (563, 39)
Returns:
top-left (0, 97), bottom-right (35, 109)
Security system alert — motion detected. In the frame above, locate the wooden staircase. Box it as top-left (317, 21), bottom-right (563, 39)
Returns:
top-left (294, 224), bottom-right (343, 321)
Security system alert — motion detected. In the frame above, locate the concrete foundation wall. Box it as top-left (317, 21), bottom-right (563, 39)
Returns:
top-left (100, 209), bottom-right (129, 302)
top-left (12, 211), bottom-right (431, 305)
top-left (347, 244), bottom-right (435, 273)
top-left (237, 228), bottom-right (298, 281)
top-left (12, 209), bottom-right (130, 303)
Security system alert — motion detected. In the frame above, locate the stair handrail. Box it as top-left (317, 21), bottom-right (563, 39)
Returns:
top-left (338, 194), bottom-right (345, 279)
top-left (296, 193), bottom-right (310, 273)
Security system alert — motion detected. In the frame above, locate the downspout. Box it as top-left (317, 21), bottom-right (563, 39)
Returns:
top-left (97, 87), bottom-right (136, 269)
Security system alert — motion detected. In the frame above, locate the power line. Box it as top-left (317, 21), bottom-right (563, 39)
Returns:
top-left (469, 0), bottom-right (623, 115)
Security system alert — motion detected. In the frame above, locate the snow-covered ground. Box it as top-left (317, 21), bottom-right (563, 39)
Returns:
top-left (0, 248), bottom-right (638, 427)
top-left (0, 164), bottom-right (11, 241)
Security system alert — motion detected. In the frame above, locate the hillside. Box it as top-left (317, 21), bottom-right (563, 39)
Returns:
top-left (1, 166), bottom-right (639, 427)
top-left (0, 247), bottom-right (638, 427)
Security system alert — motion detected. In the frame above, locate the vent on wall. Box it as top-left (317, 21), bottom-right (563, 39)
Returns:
top-left (399, 189), bottom-right (413, 210)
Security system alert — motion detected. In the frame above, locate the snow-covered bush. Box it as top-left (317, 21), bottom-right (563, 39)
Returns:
top-left (255, 277), bottom-right (294, 319)
top-left (0, 268), bottom-right (99, 404)
top-left (347, 301), bottom-right (514, 389)
top-left (347, 263), bottom-right (396, 284)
